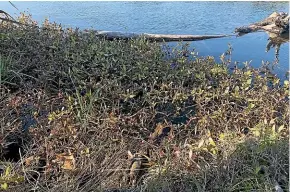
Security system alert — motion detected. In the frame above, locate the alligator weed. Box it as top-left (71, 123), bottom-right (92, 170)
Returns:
top-left (0, 13), bottom-right (288, 191)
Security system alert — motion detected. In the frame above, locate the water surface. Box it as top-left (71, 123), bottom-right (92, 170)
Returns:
top-left (1, 1), bottom-right (289, 79)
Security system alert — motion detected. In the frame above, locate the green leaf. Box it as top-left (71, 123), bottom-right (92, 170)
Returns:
top-left (245, 70), bottom-right (252, 76)
top-left (234, 86), bottom-right (239, 92)
top-left (208, 137), bottom-right (216, 147)
top-left (219, 133), bottom-right (225, 141)
top-left (262, 85), bottom-right (268, 91)
top-left (1, 183), bottom-right (8, 190)
top-left (271, 124), bottom-right (276, 135)
top-left (278, 125), bottom-right (285, 133)
top-left (212, 149), bottom-right (217, 155)
top-left (254, 166), bottom-right (261, 174)
top-left (224, 87), bottom-right (229, 94)
top-left (273, 78), bottom-right (280, 85)
top-left (251, 128), bottom-right (260, 137)
top-left (249, 103), bottom-right (255, 109)
top-left (4, 167), bottom-right (10, 177)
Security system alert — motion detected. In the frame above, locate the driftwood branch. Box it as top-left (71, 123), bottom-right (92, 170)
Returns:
top-left (0, 12), bottom-right (231, 42)
top-left (235, 12), bottom-right (289, 36)
top-left (89, 30), bottom-right (230, 42)
top-left (1, 12), bottom-right (229, 42)
top-left (1, 10), bottom-right (288, 44)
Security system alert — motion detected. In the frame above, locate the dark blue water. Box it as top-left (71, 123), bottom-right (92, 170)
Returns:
top-left (1, 1), bottom-right (289, 79)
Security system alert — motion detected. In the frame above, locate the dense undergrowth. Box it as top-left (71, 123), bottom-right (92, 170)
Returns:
top-left (0, 13), bottom-right (289, 192)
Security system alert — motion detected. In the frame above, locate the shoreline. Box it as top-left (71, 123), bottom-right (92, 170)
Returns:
top-left (0, 12), bottom-right (288, 191)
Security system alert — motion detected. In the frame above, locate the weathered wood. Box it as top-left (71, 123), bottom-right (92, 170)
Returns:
top-left (235, 12), bottom-right (289, 36)
top-left (1, 13), bottom-right (229, 42)
top-left (91, 30), bottom-right (230, 42)
top-left (2, 9), bottom-right (288, 43)
top-left (0, 12), bottom-right (231, 42)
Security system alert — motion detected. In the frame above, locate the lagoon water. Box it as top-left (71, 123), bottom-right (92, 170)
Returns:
top-left (1, 1), bottom-right (289, 79)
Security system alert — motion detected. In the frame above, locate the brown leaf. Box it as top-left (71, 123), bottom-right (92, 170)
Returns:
top-left (25, 156), bottom-right (39, 166)
top-left (54, 153), bottom-right (75, 170)
top-left (150, 123), bottom-right (172, 145)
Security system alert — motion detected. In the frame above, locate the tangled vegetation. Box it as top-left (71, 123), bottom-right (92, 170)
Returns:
top-left (0, 13), bottom-right (289, 192)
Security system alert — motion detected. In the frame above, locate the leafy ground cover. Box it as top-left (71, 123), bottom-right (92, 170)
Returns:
top-left (0, 13), bottom-right (289, 192)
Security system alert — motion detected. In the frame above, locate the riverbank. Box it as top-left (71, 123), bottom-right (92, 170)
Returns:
top-left (0, 14), bottom-right (289, 191)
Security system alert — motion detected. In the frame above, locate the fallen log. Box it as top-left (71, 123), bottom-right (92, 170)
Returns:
top-left (0, 13), bottom-right (232, 42)
top-left (0, 9), bottom-right (230, 42)
top-left (87, 30), bottom-right (230, 42)
top-left (235, 12), bottom-right (289, 36)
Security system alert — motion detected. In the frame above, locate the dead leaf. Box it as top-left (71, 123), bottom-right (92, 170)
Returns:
top-left (54, 153), bottom-right (75, 170)
top-left (174, 149), bottom-right (180, 158)
top-left (150, 123), bottom-right (172, 145)
top-left (189, 149), bottom-right (193, 159)
top-left (150, 123), bottom-right (164, 139)
top-left (269, 119), bottom-right (275, 125)
top-left (25, 156), bottom-right (39, 166)
top-left (128, 151), bottom-right (134, 160)
top-left (109, 112), bottom-right (118, 125)
top-left (198, 139), bottom-right (205, 148)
